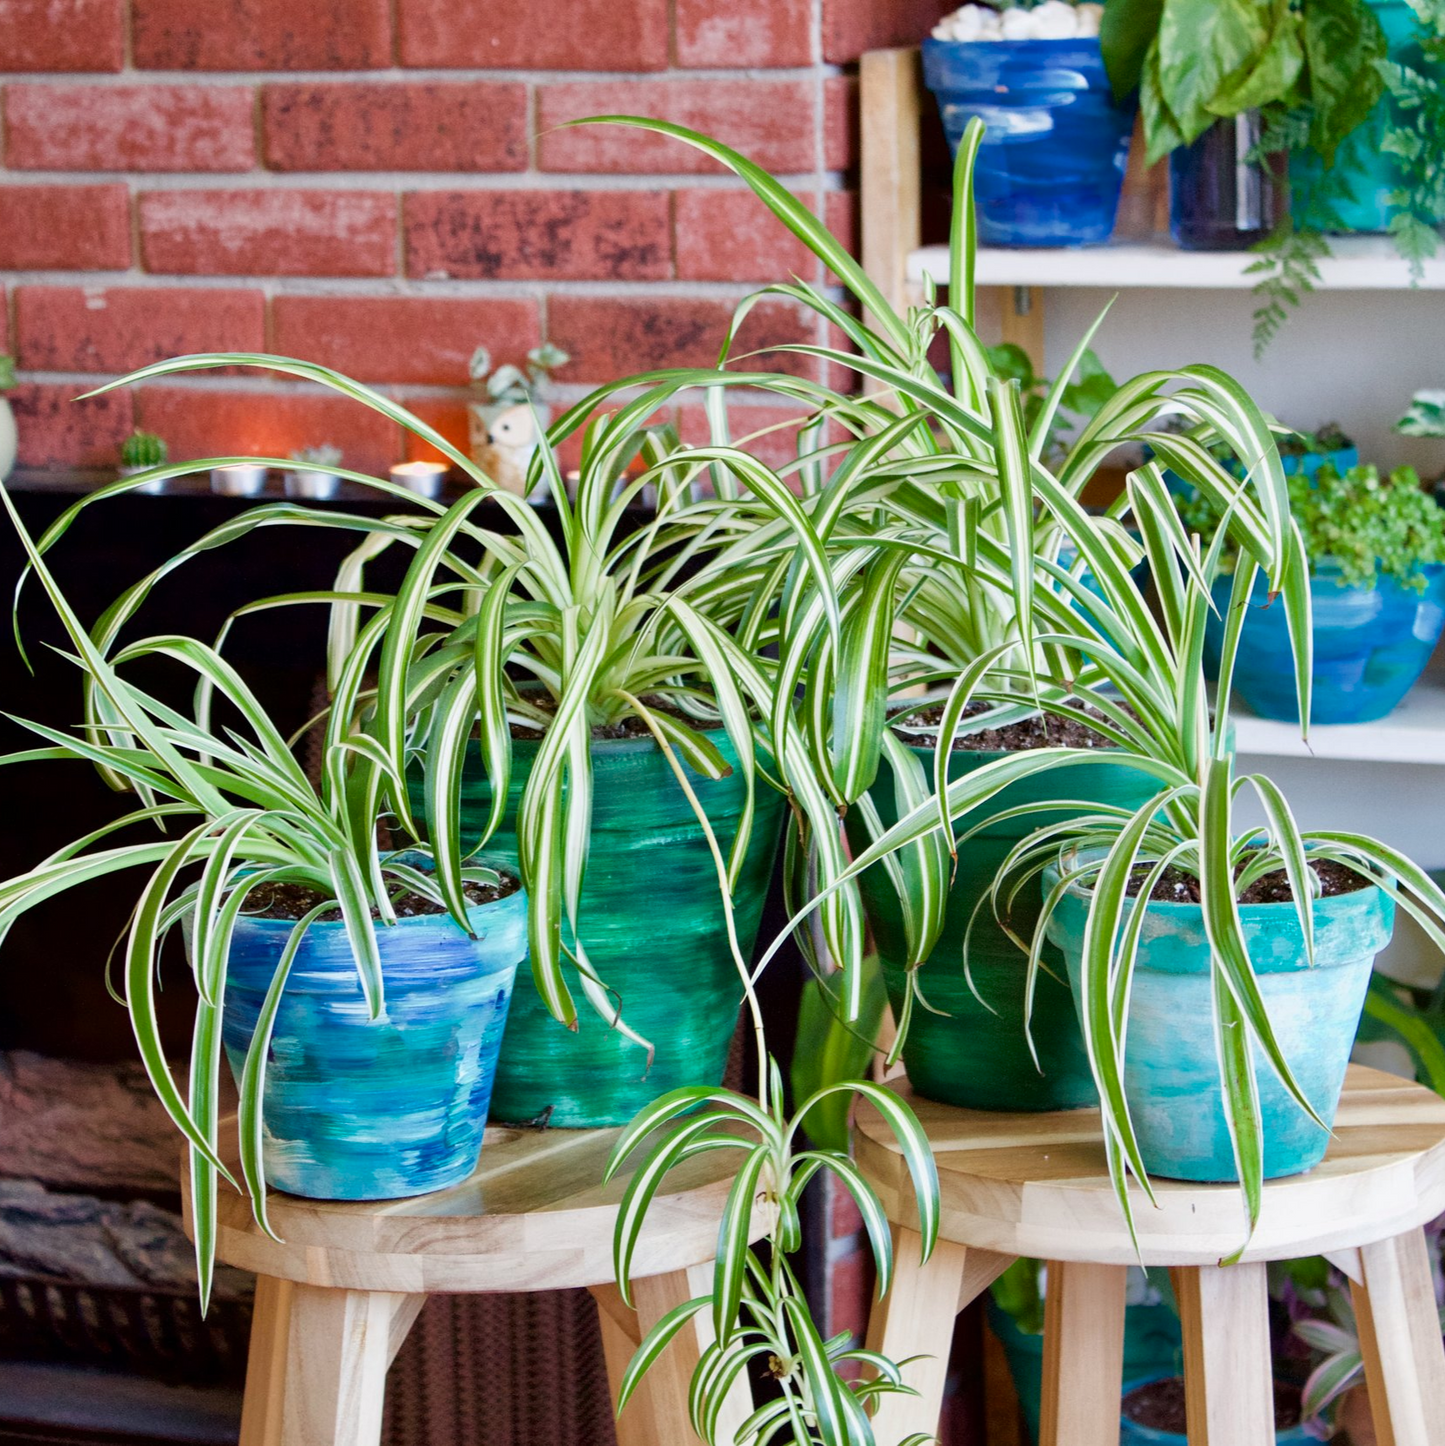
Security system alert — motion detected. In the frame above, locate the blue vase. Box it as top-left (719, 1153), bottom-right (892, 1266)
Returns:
top-left (1291, 1), bottom-right (1423, 235)
top-left (922, 38), bottom-right (1135, 247)
top-left (1046, 869), bottom-right (1394, 1181)
top-left (1204, 562), bottom-right (1445, 724)
top-left (217, 869), bottom-right (527, 1200)
top-left (1170, 114), bottom-right (1286, 250)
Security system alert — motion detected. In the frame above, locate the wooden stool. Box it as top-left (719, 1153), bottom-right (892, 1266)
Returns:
top-left (195, 1123), bottom-right (761, 1446)
top-left (856, 1064), bottom-right (1445, 1446)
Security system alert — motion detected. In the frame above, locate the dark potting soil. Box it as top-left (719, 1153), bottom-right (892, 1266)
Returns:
top-left (505, 695), bottom-right (725, 742)
top-left (1122, 1376), bottom-right (1302, 1434)
top-left (1126, 857), bottom-right (1369, 905)
top-left (241, 876), bottom-right (517, 923)
top-left (894, 699), bottom-right (1118, 753)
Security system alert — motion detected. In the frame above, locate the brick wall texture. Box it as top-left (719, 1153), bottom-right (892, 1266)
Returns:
top-left (0, 0), bottom-right (947, 472)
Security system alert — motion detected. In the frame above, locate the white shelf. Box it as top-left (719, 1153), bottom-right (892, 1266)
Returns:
top-left (908, 235), bottom-right (1445, 291)
top-left (1231, 678), bottom-right (1445, 766)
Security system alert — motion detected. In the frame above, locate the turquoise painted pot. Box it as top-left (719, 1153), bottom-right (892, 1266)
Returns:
top-left (1121, 1377), bottom-right (1313, 1443)
top-left (421, 730), bottom-right (786, 1128)
top-left (1204, 562), bottom-right (1445, 724)
top-left (848, 739), bottom-right (1158, 1112)
top-left (1290, 1), bottom-right (1423, 235)
top-left (1046, 868), bottom-right (1394, 1181)
top-left (217, 869), bottom-right (527, 1200)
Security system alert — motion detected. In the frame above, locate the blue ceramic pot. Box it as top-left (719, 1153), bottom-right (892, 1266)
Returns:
top-left (217, 869), bottom-right (527, 1200)
top-left (922, 38), bottom-right (1135, 247)
top-left (1121, 1376), bottom-right (1314, 1443)
top-left (1046, 865), bottom-right (1394, 1181)
top-left (1204, 561), bottom-right (1445, 724)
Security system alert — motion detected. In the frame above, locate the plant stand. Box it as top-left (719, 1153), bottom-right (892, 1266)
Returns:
top-left (187, 1122), bottom-right (762, 1446)
top-left (855, 1064), bottom-right (1445, 1445)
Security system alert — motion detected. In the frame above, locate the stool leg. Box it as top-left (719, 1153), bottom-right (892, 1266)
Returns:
top-left (862, 1227), bottom-right (969, 1445)
top-left (1351, 1229), bottom-right (1445, 1446)
top-left (1039, 1261), bottom-right (1126, 1446)
top-left (592, 1263), bottom-right (753, 1446)
top-left (1172, 1263), bottom-right (1274, 1446)
top-left (239, 1275), bottom-right (422, 1446)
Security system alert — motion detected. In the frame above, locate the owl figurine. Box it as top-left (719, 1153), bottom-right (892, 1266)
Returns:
top-left (469, 401), bottom-right (540, 498)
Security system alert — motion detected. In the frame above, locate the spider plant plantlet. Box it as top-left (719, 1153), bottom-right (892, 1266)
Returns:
top-left (0, 481), bottom-right (529, 1307)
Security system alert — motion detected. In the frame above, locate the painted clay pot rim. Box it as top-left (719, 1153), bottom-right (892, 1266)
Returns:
top-left (231, 857), bottom-right (524, 934)
top-left (1045, 847), bottom-right (1391, 915)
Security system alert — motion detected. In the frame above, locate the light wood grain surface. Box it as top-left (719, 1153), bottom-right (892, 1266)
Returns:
top-left (856, 1064), bottom-right (1445, 1265)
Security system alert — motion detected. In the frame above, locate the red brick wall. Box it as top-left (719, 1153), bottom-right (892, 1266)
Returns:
top-left (0, 0), bottom-right (942, 474)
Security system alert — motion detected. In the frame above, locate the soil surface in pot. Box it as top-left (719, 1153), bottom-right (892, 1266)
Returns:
top-left (241, 876), bottom-right (518, 922)
top-left (893, 699), bottom-right (1117, 752)
top-left (1127, 858), bottom-right (1369, 905)
top-left (1122, 1376), bottom-right (1302, 1433)
top-left (504, 694), bottom-right (725, 742)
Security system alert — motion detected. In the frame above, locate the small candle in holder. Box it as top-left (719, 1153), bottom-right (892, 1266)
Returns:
top-left (390, 460), bottom-right (448, 497)
top-left (210, 463), bottom-right (269, 497)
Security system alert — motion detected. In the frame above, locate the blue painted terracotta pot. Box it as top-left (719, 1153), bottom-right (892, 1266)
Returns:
top-left (1121, 1377), bottom-right (1313, 1444)
top-left (1046, 868), bottom-right (1394, 1181)
top-left (217, 872), bottom-right (527, 1200)
top-left (922, 38), bottom-right (1135, 246)
top-left (1204, 561), bottom-right (1445, 724)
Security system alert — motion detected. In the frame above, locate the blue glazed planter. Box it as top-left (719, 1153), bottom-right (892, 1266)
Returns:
top-left (922, 38), bottom-right (1135, 247)
top-left (216, 871), bottom-right (527, 1200)
top-left (1204, 562), bottom-right (1445, 724)
top-left (1046, 868), bottom-right (1394, 1181)
top-left (1121, 1377), bottom-right (1313, 1444)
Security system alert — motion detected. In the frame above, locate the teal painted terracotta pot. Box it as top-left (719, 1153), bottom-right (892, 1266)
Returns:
top-left (1120, 1377), bottom-right (1313, 1444)
top-left (1045, 868), bottom-right (1395, 1181)
top-left (217, 869), bottom-right (527, 1200)
top-left (421, 730), bottom-right (786, 1128)
top-left (847, 738), bottom-right (1158, 1112)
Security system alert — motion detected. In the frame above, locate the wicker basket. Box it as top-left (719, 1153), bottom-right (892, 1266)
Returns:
top-left (0, 1274), bottom-right (251, 1383)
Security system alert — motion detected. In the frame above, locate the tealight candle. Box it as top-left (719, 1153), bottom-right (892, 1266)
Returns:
top-left (210, 464), bottom-right (269, 497)
top-left (391, 460), bottom-right (449, 497)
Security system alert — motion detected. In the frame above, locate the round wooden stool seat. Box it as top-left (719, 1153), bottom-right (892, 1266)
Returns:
top-left (855, 1064), bottom-right (1445, 1446)
top-left (195, 1121), bottom-right (761, 1446)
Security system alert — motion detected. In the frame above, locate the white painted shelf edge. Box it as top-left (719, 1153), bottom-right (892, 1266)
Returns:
top-left (1230, 677), bottom-right (1445, 766)
top-left (907, 236), bottom-right (1445, 291)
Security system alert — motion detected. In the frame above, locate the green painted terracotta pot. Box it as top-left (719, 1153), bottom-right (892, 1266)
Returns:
top-left (847, 738), bottom-right (1157, 1112)
top-left (418, 730), bottom-right (785, 1128)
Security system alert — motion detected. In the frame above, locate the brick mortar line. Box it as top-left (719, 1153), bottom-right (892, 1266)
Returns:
top-left (0, 272), bottom-right (848, 301)
top-left (0, 170), bottom-right (850, 191)
top-left (0, 65), bottom-right (846, 84)
top-left (12, 370), bottom-right (818, 410)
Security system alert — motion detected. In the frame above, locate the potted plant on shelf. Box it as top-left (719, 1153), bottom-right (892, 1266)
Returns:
top-left (120, 429), bottom-right (170, 494)
top-left (924, 0), bottom-right (1133, 246)
top-left (0, 488), bottom-right (529, 1304)
top-left (466, 341), bottom-right (569, 497)
top-left (285, 442), bottom-right (344, 500)
top-left (1179, 459), bottom-right (1445, 723)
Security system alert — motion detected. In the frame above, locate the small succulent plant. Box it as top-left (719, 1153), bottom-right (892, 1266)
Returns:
top-left (290, 443), bottom-right (344, 468)
top-left (120, 430), bottom-right (167, 469)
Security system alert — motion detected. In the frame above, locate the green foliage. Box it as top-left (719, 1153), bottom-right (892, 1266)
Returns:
top-left (989, 1259), bottom-right (1045, 1335)
top-left (1378, 0), bottom-right (1445, 277)
top-left (1398, 388), bottom-right (1445, 438)
top-left (606, 1068), bottom-right (939, 1446)
top-left (0, 355), bottom-right (15, 392)
top-left (791, 956), bottom-right (888, 1152)
top-left (983, 343), bottom-right (1119, 461)
top-left (1177, 461), bottom-right (1445, 588)
top-left (470, 341), bottom-right (570, 404)
top-left (120, 429), bottom-right (167, 469)
top-left (1102, 0), bottom-right (1383, 165)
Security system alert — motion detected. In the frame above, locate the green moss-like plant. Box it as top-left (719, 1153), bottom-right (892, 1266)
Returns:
top-left (120, 429), bottom-right (168, 469)
top-left (0, 355), bottom-right (15, 392)
top-left (1179, 460), bottom-right (1445, 588)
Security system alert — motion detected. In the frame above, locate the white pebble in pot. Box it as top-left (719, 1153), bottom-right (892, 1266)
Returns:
top-left (1033, 0), bottom-right (1082, 37)
top-left (1001, 7), bottom-right (1038, 38)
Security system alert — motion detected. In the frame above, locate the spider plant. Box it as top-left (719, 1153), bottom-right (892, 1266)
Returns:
top-left (0, 482), bottom-right (520, 1307)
